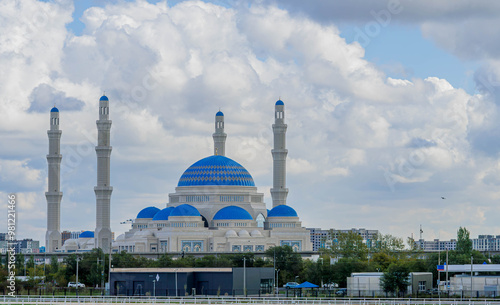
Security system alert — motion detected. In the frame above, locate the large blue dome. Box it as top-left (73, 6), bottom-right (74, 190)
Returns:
top-left (177, 155), bottom-right (255, 187)
top-left (276, 99), bottom-right (284, 105)
top-left (137, 206), bottom-right (160, 219)
top-left (51, 107), bottom-right (59, 112)
top-left (79, 231), bottom-right (94, 238)
top-left (170, 204), bottom-right (200, 217)
top-left (213, 206), bottom-right (253, 220)
top-left (152, 207), bottom-right (175, 221)
top-left (100, 95), bottom-right (109, 101)
top-left (268, 205), bottom-right (298, 217)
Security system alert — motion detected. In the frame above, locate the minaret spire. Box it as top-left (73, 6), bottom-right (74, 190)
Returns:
top-left (271, 99), bottom-right (288, 208)
top-left (94, 95), bottom-right (113, 252)
top-left (213, 110), bottom-right (227, 156)
top-left (46, 106), bottom-right (62, 252)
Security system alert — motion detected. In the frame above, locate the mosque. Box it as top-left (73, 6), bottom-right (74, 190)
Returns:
top-left (46, 96), bottom-right (312, 253)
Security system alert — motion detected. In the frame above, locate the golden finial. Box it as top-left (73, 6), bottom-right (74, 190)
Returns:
top-left (215, 147), bottom-right (218, 156)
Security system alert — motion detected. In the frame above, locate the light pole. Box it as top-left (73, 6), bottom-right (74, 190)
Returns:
top-left (175, 269), bottom-right (178, 297)
top-left (76, 255), bottom-right (80, 297)
top-left (273, 248), bottom-right (276, 294)
top-left (276, 269), bottom-right (280, 296)
top-left (149, 275), bottom-right (156, 297)
top-left (108, 241), bottom-right (112, 295)
top-left (243, 257), bottom-right (247, 296)
top-left (471, 256), bottom-right (474, 298)
top-left (319, 258), bottom-right (324, 288)
top-left (446, 248), bottom-right (449, 294)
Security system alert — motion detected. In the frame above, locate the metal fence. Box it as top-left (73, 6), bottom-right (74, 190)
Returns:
top-left (2, 296), bottom-right (500, 304)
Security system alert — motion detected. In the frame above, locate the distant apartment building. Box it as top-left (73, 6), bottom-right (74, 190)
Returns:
top-left (472, 235), bottom-right (500, 251)
top-left (416, 238), bottom-right (457, 251)
top-left (61, 230), bottom-right (84, 245)
top-left (307, 228), bottom-right (379, 251)
top-left (0, 237), bottom-right (40, 254)
top-left (416, 235), bottom-right (500, 252)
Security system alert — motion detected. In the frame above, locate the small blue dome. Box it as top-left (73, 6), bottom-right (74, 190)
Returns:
top-left (216, 111), bottom-right (224, 116)
top-left (100, 95), bottom-right (109, 101)
top-left (79, 231), bottom-right (94, 238)
top-left (170, 204), bottom-right (200, 217)
top-left (276, 100), bottom-right (284, 106)
top-left (268, 205), bottom-right (298, 217)
top-left (213, 206), bottom-right (253, 220)
top-left (51, 107), bottom-right (59, 112)
top-left (152, 207), bottom-right (175, 221)
top-left (178, 155), bottom-right (255, 187)
top-left (136, 206), bottom-right (160, 219)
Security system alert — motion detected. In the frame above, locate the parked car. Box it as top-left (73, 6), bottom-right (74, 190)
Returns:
top-left (426, 288), bottom-right (439, 294)
top-left (336, 288), bottom-right (347, 296)
top-left (283, 282), bottom-right (299, 289)
top-left (68, 282), bottom-right (85, 288)
top-left (323, 282), bottom-right (338, 289)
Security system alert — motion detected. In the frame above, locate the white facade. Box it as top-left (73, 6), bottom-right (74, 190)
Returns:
top-left (94, 96), bottom-right (113, 252)
top-left (271, 101), bottom-right (288, 208)
top-left (45, 107), bottom-right (63, 252)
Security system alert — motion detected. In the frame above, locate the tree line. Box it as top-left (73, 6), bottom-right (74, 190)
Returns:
top-left (1, 227), bottom-right (498, 295)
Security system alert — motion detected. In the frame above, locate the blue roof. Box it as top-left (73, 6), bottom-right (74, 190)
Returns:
top-left (51, 107), bottom-right (59, 112)
top-left (178, 155), bottom-right (255, 187)
top-left (170, 204), bottom-right (200, 217)
top-left (136, 206), bottom-right (160, 219)
top-left (268, 205), bottom-right (298, 217)
top-left (152, 207), bottom-right (175, 221)
top-left (216, 111), bottom-right (224, 116)
top-left (213, 206), bottom-right (253, 220)
top-left (276, 99), bottom-right (284, 105)
top-left (100, 95), bottom-right (109, 101)
top-left (79, 231), bottom-right (94, 238)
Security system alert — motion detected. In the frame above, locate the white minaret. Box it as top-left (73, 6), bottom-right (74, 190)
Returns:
top-left (46, 106), bottom-right (62, 252)
top-left (213, 110), bottom-right (226, 156)
top-left (94, 95), bottom-right (112, 252)
top-left (271, 99), bottom-right (288, 208)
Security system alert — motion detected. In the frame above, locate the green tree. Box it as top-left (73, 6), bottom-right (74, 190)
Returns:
top-left (50, 255), bottom-right (59, 274)
top-left (156, 254), bottom-right (173, 267)
top-left (380, 262), bottom-right (410, 297)
top-left (15, 253), bottom-right (24, 274)
top-left (331, 258), bottom-right (372, 288)
top-left (265, 245), bottom-right (303, 286)
top-left (327, 231), bottom-right (368, 260)
top-left (371, 252), bottom-right (396, 271)
top-left (371, 234), bottom-right (405, 255)
top-left (111, 251), bottom-right (137, 268)
top-left (456, 227), bottom-right (472, 256)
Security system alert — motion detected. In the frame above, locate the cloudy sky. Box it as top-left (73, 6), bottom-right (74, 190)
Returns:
top-left (2, 0), bottom-right (500, 247)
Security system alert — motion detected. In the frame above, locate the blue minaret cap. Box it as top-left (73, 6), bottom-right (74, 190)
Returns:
top-left (276, 99), bottom-right (284, 105)
top-left (51, 107), bottom-right (59, 112)
top-left (100, 95), bottom-right (109, 101)
top-left (216, 111), bottom-right (224, 116)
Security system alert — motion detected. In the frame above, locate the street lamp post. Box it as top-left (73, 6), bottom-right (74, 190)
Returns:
top-left (243, 257), bottom-right (247, 296)
top-left (276, 269), bottom-right (280, 296)
top-left (319, 258), bottom-right (324, 288)
top-left (175, 269), bottom-right (178, 297)
top-left (471, 256), bottom-right (474, 298)
top-left (76, 255), bottom-right (80, 297)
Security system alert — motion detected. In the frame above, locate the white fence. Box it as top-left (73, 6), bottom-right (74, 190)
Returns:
top-left (2, 296), bottom-right (500, 305)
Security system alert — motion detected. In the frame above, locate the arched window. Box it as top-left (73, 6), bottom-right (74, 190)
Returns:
top-left (256, 213), bottom-right (265, 228)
